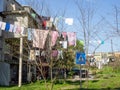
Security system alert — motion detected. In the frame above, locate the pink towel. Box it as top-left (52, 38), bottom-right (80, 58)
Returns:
top-left (51, 31), bottom-right (59, 47)
top-left (67, 32), bottom-right (76, 46)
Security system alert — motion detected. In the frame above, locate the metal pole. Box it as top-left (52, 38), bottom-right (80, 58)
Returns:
top-left (18, 37), bottom-right (23, 87)
top-left (79, 64), bottom-right (82, 89)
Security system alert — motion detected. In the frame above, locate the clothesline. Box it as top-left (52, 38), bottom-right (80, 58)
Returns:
top-left (0, 21), bottom-right (76, 49)
top-left (0, 21), bottom-right (27, 36)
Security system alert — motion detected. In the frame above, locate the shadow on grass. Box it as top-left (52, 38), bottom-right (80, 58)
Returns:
top-left (65, 87), bottom-right (120, 90)
top-left (66, 80), bottom-right (85, 85)
top-left (91, 80), bottom-right (99, 83)
top-left (0, 81), bottom-right (36, 88)
top-left (0, 85), bottom-right (16, 88)
top-left (1, 80), bottom-right (120, 90)
top-left (55, 80), bottom-right (120, 90)
top-left (54, 79), bottom-right (86, 85)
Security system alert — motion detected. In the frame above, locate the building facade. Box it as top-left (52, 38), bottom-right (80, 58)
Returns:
top-left (0, 0), bottom-right (43, 85)
top-left (0, 0), bottom-right (58, 86)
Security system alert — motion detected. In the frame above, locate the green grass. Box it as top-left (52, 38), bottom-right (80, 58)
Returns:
top-left (83, 74), bottom-right (120, 89)
top-left (1, 76), bottom-right (120, 90)
top-left (0, 66), bottom-right (120, 90)
top-left (0, 81), bottom-right (79, 90)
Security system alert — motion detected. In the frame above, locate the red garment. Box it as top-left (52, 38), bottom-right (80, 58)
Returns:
top-left (42, 21), bottom-right (46, 28)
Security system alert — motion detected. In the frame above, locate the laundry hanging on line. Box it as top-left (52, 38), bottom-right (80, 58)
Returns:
top-left (1, 22), bottom-right (6, 30)
top-left (32, 29), bottom-right (49, 49)
top-left (50, 31), bottom-right (59, 47)
top-left (5, 23), bottom-right (10, 31)
top-left (29, 50), bottom-right (36, 61)
top-left (67, 32), bottom-right (76, 46)
top-left (61, 32), bottom-right (67, 40)
top-left (9, 24), bottom-right (14, 32)
top-left (0, 20), bottom-right (77, 49)
top-left (0, 21), bottom-right (27, 36)
top-left (62, 41), bottom-right (67, 49)
top-left (28, 28), bottom-right (34, 40)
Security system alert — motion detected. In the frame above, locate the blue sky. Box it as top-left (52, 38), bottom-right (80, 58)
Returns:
top-left (17, 0), bottom-right (120, 53)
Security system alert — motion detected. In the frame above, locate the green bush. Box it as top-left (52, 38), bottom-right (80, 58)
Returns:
top-left (68, 71), bottom-right (74, 78)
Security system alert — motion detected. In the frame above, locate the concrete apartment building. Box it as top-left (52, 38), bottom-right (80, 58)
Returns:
top-left (0, 0), bottom-right (49, 86)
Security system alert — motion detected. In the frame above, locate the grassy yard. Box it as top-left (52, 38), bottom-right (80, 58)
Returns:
top-left (0, 75), bottom-right (120, 90)
top-left (0, 66), bottom-right (120, 90)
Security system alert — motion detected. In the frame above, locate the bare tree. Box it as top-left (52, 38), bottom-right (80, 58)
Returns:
top-left (114, 6), bottom-right (120, 36)
top-left (75, 0), bottom-right (97, 54)
top-left (22, 1), bottom-right (74, 90)
top-left (74, 0), bottom-right (114, 88)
